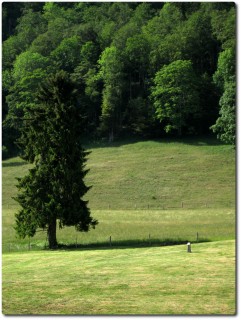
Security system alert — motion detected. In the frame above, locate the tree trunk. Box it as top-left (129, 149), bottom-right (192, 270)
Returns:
top-left (47, 218), bottom-right (58, 249)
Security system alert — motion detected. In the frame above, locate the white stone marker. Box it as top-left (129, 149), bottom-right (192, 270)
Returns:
top-left (187, 242), bottom-right (191, 253)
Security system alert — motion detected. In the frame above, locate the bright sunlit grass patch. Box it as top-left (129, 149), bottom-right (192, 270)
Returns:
top-left (2, 138), bottom-right (235, 210)
top-left (2, 240), bottom-right (235, 315)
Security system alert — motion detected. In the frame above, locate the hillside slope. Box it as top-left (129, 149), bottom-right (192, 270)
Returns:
top-left (2, 138), bottom-right (235, 210)
top-left (2, 138), bottom-right (235, 251)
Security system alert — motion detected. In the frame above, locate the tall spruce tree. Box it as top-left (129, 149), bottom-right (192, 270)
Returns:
top-left (14, 71), bottom-right (98, 249)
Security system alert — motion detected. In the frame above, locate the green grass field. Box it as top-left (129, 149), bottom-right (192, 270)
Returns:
top-left (2, 208), bottom-right (235, 252)
top-left (2, 138), bottom-right (235, 210)
top-left (2, 138), bottom-right (236, 314)
top-left (2, 240), bottom-right (235, 315)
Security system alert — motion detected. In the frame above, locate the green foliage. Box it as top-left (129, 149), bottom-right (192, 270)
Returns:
top-left (209, 7), bottom-right (236, 145)
top-left (2, 2), bottom-right (236, 146)
top-left (211, 47), bottom-right (235, 145)
top-left (2, 36), bottom-right (23, 69)
top-left (4, 51), bottom-right (50, 142)
top-left (98, 46), bottom-right (125, 139)
top-left (2, 2), bottom-right (25, 41)
top-left (151, 60), bottom-right (200, 135)
top-left (13, 51), bottom-right (49, 81)
top-left (211, 81), bottom-right (235, 145)
top-left (213, 48), bottom-right (235, 90)
top-left (2, 146), bottom-right (10, 160)
top-left (180, 8), bottom-right (217, 74)
top-left (14, 71), bottom-right (98, 248)
top-left (211, 6), bottom-right (236, 50)
top-left (50, 36), bottom-right (82, 72)
top-left (124, 97), bottom-right (155, 136)
top-left (2, 8), bottom-right (46, 68)
top-left (143, 3), bottom-right (183, 71)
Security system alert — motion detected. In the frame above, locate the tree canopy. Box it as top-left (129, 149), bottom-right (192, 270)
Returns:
top-left (2, 2), bottom-right (236, 153)
top-left (151, 60), bottom-right (200, 136)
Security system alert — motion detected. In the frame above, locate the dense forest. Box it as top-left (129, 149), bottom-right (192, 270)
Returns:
top-left (2, 2), bottom-right (236, 157)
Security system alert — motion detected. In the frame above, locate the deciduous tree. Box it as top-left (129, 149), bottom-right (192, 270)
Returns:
top-left (98, 46), bottom-right (125, 140)
top-left (151, 60), bottom-right (200, 136)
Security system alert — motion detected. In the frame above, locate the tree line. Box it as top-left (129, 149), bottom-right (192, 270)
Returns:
top-left (2, 2), bottom-right (236, 156)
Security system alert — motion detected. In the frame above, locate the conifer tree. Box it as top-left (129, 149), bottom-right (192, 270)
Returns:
top-left (14, 71), bottom-right (98, 249)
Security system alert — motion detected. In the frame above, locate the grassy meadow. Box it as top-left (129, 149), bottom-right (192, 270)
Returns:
top-left (2, 137), bottom-right (236, 314)
top-left (2, 138), bottom-right (235, 210)
top-left (2, 208), bottom-right (235, 252)
top-left (2, 240), bottom-right (235, 315)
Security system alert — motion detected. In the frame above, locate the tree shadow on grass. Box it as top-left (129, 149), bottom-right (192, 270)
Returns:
top-left (83, 135), bottom-right (225, 150)
top-left (2, 161), bottom-right (27, 168)
top-left (175, 136), bottom-right (225, 147)
top-left (50, 238), bottom-right (211, 252)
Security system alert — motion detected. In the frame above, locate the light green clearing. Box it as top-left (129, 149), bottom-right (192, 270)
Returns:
top-left (2, 240), bottom-right (235, 315)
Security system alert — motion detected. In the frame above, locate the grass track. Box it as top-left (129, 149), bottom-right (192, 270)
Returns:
top-left (2, 240), bottom-right (235, 315)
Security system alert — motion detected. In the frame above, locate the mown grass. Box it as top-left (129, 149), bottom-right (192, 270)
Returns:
top-left (2, 240), bottom-right (235, 315)
top-left (2, 138), bottom-right (235, 209)
top-left (2, 138), bottom-right (235, 251)
top-left (2, 138), bottom-right (236, 315)
top-left (2, 208), bottom-right (235, 252)
top-left (84, 138), bottom-right (235, 209)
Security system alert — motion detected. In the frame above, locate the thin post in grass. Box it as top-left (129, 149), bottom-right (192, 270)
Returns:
top-left (181, 202), bottom-right (184, 208)
top-left (196, 232), bottom-right (199, 242)
top-left (75, 235), bottom-right (78, 248)
top-left (109, 236), bottom-right (112, 247)
top-left (149, 233), bottom-right (151, 246)
top-left (28, 237), bottom-right (31, 251)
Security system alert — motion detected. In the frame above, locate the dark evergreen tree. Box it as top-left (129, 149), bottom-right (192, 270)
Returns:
top-left (14, 71), bottom-right (98, 249)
